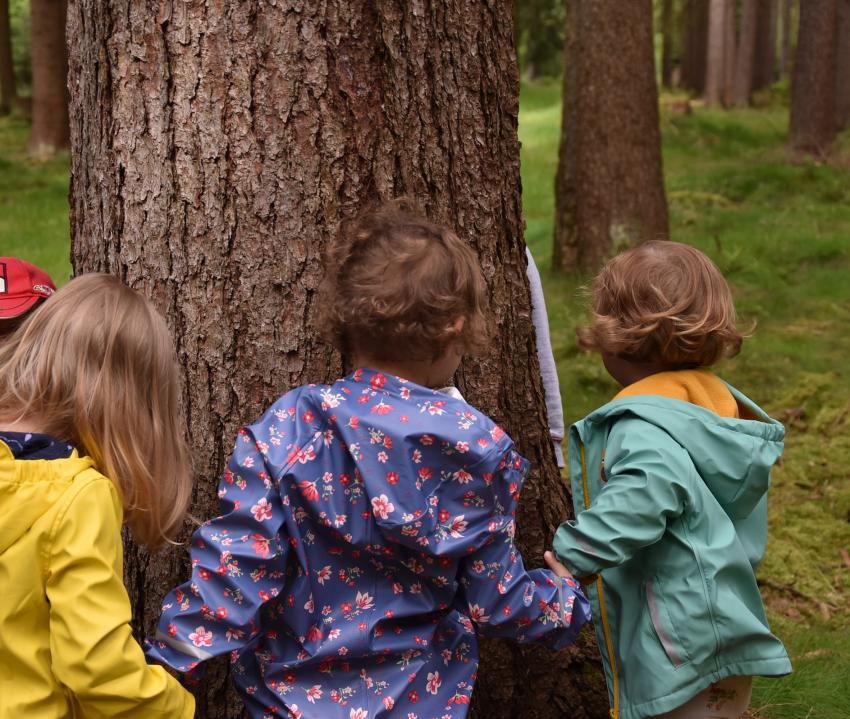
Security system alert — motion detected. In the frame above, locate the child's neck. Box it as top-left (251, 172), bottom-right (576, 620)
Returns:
top-left (352, 355), bottom-right (455, 390)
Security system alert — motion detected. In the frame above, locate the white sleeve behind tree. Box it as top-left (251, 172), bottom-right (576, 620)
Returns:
top-left (526, 247), bottom-right (565, 467)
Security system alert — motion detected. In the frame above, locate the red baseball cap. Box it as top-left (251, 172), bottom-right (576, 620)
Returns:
top-left (0, 257), bottom-right (57, 319)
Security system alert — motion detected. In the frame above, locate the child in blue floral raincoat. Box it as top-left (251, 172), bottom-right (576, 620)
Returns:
top-left (146, 201), bottom-right (590, 719)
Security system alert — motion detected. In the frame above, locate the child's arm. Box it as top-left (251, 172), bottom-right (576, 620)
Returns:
top-left (46, 478), bottom-right (195, 718)
top-left (553, 418), bottom-right (693, 578)
top-left (454, 446), bottom-right (590, 649)
top-left (146, 425), bottom-right (291, 672)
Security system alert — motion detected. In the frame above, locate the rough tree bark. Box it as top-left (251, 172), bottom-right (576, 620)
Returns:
top-left (29, 0), bottom-right (68, 156)
top-left (681, 0), bottom-right (709, 93)
top-left (753, 0), bottom-right (779, 90)
top-left (67, 2), bottom-right (609, 718)
top-left (553, 0), bottom-right (668, 273)
top-left (790, 0), bottom-right (839, 156)
top-left (837, 0), bottom-right (850, 130)
top-left (732, 0), bottom-right (759, 106)
top-left (705, 0), bottom-right (730, 106)
top-left (662, 0), bottom-right (675, 88)
top-left (0, 0), bottom-right (14, 114)
top-left (723, 0), bottom-right (736, 103)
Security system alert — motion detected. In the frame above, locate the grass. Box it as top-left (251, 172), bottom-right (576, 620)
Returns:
top-left (3, 83), bottom-right (849, 718)
top-left (0, 113), bottom-right (71, 284)
top-left (519, 80), bottom-right (850, 719)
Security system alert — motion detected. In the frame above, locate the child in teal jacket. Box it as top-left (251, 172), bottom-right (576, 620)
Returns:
top-left (549, 241), bottom-right (791, 719)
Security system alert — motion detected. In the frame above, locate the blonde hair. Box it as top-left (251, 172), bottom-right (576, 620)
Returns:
top-left (578, 241), bottom-right (743, 367)
top-left (0, 274), bottom-right (192, 548)
top-left (318, 198), bottom-right (490, 362)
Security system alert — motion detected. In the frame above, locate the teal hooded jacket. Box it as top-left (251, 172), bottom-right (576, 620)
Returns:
top-left (553, 374), bottom-right (791, 719)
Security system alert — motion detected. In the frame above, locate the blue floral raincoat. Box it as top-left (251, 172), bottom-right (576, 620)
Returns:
top-left (147, 369), bottom-right (589, 719)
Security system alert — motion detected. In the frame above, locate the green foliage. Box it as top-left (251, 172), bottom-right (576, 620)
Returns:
top-left (0, 114), bottom-right (70, 282)
top-left (9, 0), bottom-right (31, 94)
top-left (514, 0), bottom-right (565, 79)
top-left (520, 81), bottom-right (850, 718)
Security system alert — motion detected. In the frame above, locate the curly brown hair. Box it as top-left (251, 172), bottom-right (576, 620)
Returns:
top-left (577, 241), bottom-right (743, 367)
top-left (318, 199), bottom-right (489, 362)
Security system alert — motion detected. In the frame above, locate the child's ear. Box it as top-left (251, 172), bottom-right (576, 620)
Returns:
top-left (450, 316), bottom-right (465, 334)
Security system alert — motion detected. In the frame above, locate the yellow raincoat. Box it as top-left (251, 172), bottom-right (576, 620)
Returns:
top-left (0, 440), bottom-right (194, 718)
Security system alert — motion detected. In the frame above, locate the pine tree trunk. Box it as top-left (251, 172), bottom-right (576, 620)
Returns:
top-left (28, 0), bottom-right (68, 156)
top-left (662, 0), bottom-right (675, 88)
top-left (553, 0), bottom-right (668, 273)
top-left (837, 0), bottom-right (850, 130)
top-left (66, 1), bottom-right (609, 717)
top-left (0, 0), bottom-right (15, 114)
top-left (780, 0), bottom-right (794, 75)
top-left (681, 0), bottom-right (709, 93)
top-left (753, 0), bottom-right (779, 90)
top-left (723, 0), bottom-right (737, 104)
top-left (705, 0), bottom-right (728, 106)
top-left (790, 0), bottom-right (839, 157)
top-left (732, 0), bottom-right (759, 106)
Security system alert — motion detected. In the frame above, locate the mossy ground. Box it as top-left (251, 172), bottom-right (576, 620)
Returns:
top-left (3, 81), bottom-right (849, 718)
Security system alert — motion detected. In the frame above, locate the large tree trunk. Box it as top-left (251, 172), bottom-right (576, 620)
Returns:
top-left (681, 0), bottom-right (709, 93)
top-left (753, 0), bottom-right (779, 90)
top-left (28, 0), bottom-right (68, 156)
top-left (0, 0), bottom-right (15, 115)
top-left (732, 0), bottom-right (759, 106)
top-left (67, 2), bottom-right (609, 718)
top-left (837, 0), bottom-right (850, 130)
top-left (662, 0), bottom-right (675, 88)
top-left (722, 0), bottom-right (737, 103)
top-left (790, 0), bottom-right (839, 156)
top-left (705, 0), bottom-right (729, 106)
top-left (553, 0), bottom-right (668, 273)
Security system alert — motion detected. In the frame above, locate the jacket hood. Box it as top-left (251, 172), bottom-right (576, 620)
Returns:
top-left (0, 441), bottom-right (96, 555)
top-left (580, 383), bottom-right (784, 519)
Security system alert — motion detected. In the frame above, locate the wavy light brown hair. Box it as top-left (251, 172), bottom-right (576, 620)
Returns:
top-left (0, 274), bottom-right (192, 548)
top-left (577, 241), bottom-right (743, 367)
top-left (318, 199), bottom-right (489, 362)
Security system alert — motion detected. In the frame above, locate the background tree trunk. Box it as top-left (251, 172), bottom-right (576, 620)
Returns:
top-left (553, 0), bottom-right (668, 273)
top-left (790, 0), bottom-right (839, 156)
top-left (723, 0), bottom-right (737, 103)
top-left (837, 0), bottom-right (850, 130)
top-left (732, 0), bottom-right (759, 106)
top-left (0, 0), bottom-right (15, 114)
top-left (66, 1), bottom-right (609, 718)
top-left (780, 0), bottom-right (794, 75)
top-left (28, 0), bottom-right (68, 156)
top-left (662, 0), bottom-right (675, 88)
top-left (681, 0), bottom-right (709, 93)
top-left (705, 0), bottom-right (729, 105)
top-left (753, 0), bottom-right (779, 90)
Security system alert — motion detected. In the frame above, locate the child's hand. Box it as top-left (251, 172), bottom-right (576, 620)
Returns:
top-left (544, 550), bottom-right (574, 579)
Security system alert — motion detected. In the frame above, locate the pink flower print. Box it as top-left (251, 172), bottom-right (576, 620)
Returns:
top-left (400, 414), bottom-right (410, 423)
top-left (355, 591), bottom-right (374, 610)
top-left (298, 480), bottom-right (320, 502)
top-left (370, 373), bottom-right (386, 389)
top-left (371, 400), bottom-right (393, 416)
top-left (371, 494), bottom-right (395, 520)
top-left (383, 696), bottom-right (395, 710)
top-left (420, 434), bottom-right (434, 446)
top-left (426, 671), bottom-right (442, 695)
top-left (241, 455), bottom-right (255, 468)
top-left (418, 467), bottom-right (432, 481)
top-left (189, 626), bottom-right (213, 647)
top-left (491, 425), bottom-right (505, 441)
top-left (250, 498), bottom-right (273, 522)
top-left (468, 604), bottom-right (490, 624)
top-left (348, 416), bottom-right (360, 428)
top-left (305, 684), bottom-right (323, 703)
top-left (447, 515), bottom-right (468, 538)
top-left (350, 709), bottom-right (369, 719)
top-left (386, 471), bottom-right (399, 485)
top-left (453, 469), bottom-right (473, 484)
top-left (383, 435), bottom-right (393, 449)
top-left (401, 387), bottom-right (411, 399)
top-left (289, 705), bottom-right (303, 719)
top-left (455, 441), bottom-right (469, 453)
top-left (316, 565), bottom-right (332, 585)
top-left (215, 606), bottom-right (228, 620)
top-left (377, 451), bottom-right (389, 463)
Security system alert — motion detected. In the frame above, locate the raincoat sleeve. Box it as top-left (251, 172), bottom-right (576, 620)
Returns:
top-left (45, 477), bottom-right (194, 719)
top-left (456, 446), bottom-right (590, 649)
top-left (146, 425), bottom-right (290, 673)
top-left (553, 418), bottom-right (693, 578)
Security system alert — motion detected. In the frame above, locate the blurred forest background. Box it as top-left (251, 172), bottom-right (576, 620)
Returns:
top-left (1, 1), bottom-right (849, 717)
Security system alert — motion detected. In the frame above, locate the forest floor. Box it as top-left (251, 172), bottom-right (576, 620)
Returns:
top-left (2, 83), bottom-right (850, 718)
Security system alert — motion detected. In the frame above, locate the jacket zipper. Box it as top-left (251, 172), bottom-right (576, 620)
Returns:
top-left (580, 444), bottom-right (620, 719)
